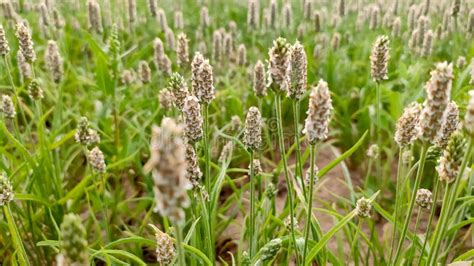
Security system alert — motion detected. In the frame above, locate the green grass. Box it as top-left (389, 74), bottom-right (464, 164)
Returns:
top-left (0, 0), bottom-right (474, 265)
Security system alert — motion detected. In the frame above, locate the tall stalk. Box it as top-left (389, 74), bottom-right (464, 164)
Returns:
top-left (428, 138), bottom-right (473, 264)
top-left (292, 100), bottom-right (305, 196)
top-left (249, 151), bottom-right (256, 258)
top-left (3, 57), bottom-right (32, 142)
top-left (392, 143), bottom-right (429, 265)
top-left (388, 146), bottom-right (404, 262)
top-left (202, 103), bottom-right (213, 243)
top-left (302, 144), bottom-right (316, 263)
top-left (407, 207), bottom-right (422, 264)
top-left (175, 222), bottom-right (186, 266)
top-left (417, 177), bottom-right (440, 265)
top-left (274, 93), bottom-right (299, 263)
top-left (375, 82), bottom-right (382, 185)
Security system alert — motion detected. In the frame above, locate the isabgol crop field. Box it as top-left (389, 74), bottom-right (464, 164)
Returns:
top-left (0, 0), bottom-right (474, 265)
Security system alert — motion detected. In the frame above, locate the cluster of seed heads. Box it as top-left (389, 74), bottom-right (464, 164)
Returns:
top-left (191, 53), bottom-right (215, 104)
top-left (74, 117), bottom-right (100, 146)
top-left (253, 60), bottom-right (267, 97)
top-left (45, 40), bottom-right (63, 83)
top-left (59, 213), bottom-right (89, 265)
top-left (159, 89), bottom-right (174, 109)
top-left (219, 141), bottom-right (234, 163)
top-left (0, 24), bottom-right (10, 56)
top-left (370, 35), bottom-right (390, 82)
top-left (355, 197), bottom-right (372, 218)
top-left (366, 144), bottom-right (379, 159)
top-left (419, 62), bottom-right (453, 143)
top-left (144, 118), bottom-right (191, 224)
top-left (288, 41), bottom-right (307, 100)
top-left (416, 188), bottom-right (433, 209)
top-left (87, 0), bottom-right (103, 33)
top-left (0, 174), bottom-right (14, 206)
top-left (250, 159), bottom-right (263, 176)
top-left (435, 102), bottom-right (460, 148)
top-left (183, 96), bottom-right (203, 143)
top-left (0, 95), bottom-right (15, 119)
top-left (156, 230), bottom-right (176, 265)
top-left (168, 73), bottom-right (189, 110)
top-left (437, 132), bottom-right (466, 183)
top-left (176, 33), bottom-right (189, 67)
top-left (267, 37), bottom-right (291, 92)
top-left (260, 238), bottom-right (282, 261)
top-left (88, 147), bottom-right (106, 174)
top-left (185, 144), bottom-right (202, 189)
top-left (303, 79), bottom-right (333, 144)
top-left (17, 50), bottom-right (32, 82)
top-left (28, 79), bottom-right (44, 100)
top-left (394, 102), bottom-right (422, 147)
top-left (15, 22), bottom-right (36, 63)
top-left (243, 106), bottom-right (262, 151)
top-left (138, 61), bottom-right (151, 84)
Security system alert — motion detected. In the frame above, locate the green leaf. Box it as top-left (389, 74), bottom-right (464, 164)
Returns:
top-left (57, 174), bottom-right (93, 205)
top-left (454, 249), bottom-right (474, 262)
top-left (304, 191), bottom-right (380, 265)
top-left (15, 193), bottom-right (51, 206)
top-left (92, 249), bottom-right (147, 266)
top-left (49, 130), bottom-right (76, 150)
top-left (319, 130), bottom-right (368, 178)
top-left (4, 205), bottom-right (30, 265)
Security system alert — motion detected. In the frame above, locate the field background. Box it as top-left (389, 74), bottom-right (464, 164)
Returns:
top-left (1, 0), bottom-right (474, 265)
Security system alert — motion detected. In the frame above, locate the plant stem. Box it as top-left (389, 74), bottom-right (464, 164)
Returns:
top-left (274, 93), bottom-right (299, 264)
top-left (428, 138), bottom-right (473, 264)
top-left (3, 57), bottom-right (32, 142)
top-left (417, 177), bottom-right (440, 265)
top-left (202, 102), bottom-right (214, 258)
top-left (98, 173), bottom-right (111, 242)
top-left (303, 144), bottom-right (316, 263)
top-left (200, 189), bottom-right (214, 263)
top-left (53, 82), bottom-right (63, 133)
top-left (407, 207), bottom-right (422, 264)
top-left (375, 81), bottom-right (382, 186)
top-left (392, 143), bottom-right (428, 265)
top-left (249, 151), bottom-right (256, 258)
top-left (388, 146), bottom-right (404, 262)
top-left (175, 222), bottom-right (186, 266)
top-left (349, 218), bottom-right (363, 266)
top-left (292, 100), bottom-right (305, 197)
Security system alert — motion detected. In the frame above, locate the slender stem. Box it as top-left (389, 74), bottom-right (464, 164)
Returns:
top-left (365, 220), bottom-right (376, 265)
top-left (53, 82), bottom-right (63, 132)
top-left (363, 159), bottom-right (373, 189)
top-left (292, 100), bottom-right (305, 197)
top-left (375, 82), bottom-right (382, 185)
top-left (203, 103), bottom-right (211, 201)
top-left (98, 173), bottom-right (111, 242)
top-left (303, 144), bottom-right (316, 263)
top-left (427, 182), bottom-right (452, 264)
top-left (428, 138), bottom-right (473, 264)
top-left (202, 102), bottom-right (214, 259)
top-left (392, 143), bottom-right (428, 265)
top-left (407, 207), bottom-right (422, 264)
top-left (389, 146), bottom-right (404, 262)
top-left (4, 57), bottom-right (32, 142)
top-left (349, 218), bottom-right (363, 266)
top-left (175, 222), bottom-right (186, 266)
top-left (274, 94), bottom-right (299, 264)
top-left (249, 151), bottom-right (256, 258)
top-left (200, 188), bottom-right (214, 263)
top-left (417, 177), bottom-right (440, 265)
